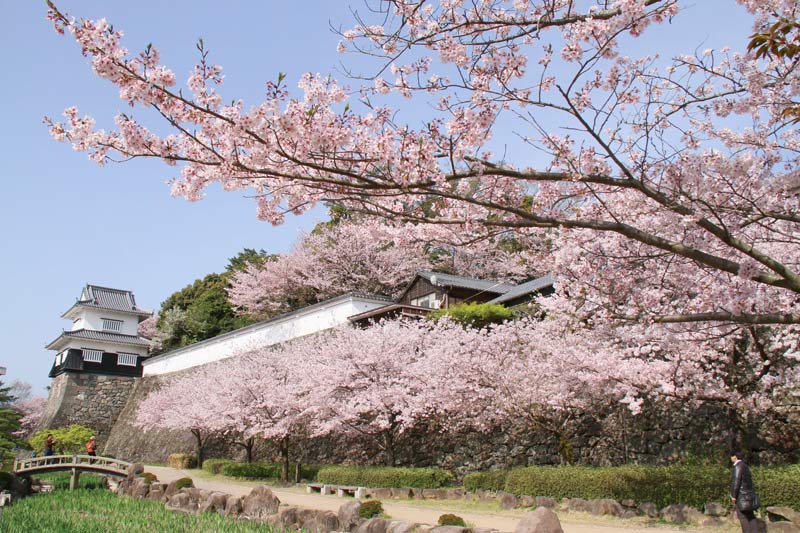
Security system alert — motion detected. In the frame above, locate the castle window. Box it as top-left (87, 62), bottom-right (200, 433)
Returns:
top-left (81, 348), bottom-right (103, 363)
top-left (117, 353), bottom-right (138, 367)
top-left (101, 318), bottom-right (123, 332)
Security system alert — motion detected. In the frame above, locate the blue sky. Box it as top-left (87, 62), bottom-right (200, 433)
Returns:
top-left (2, 1), bottom-right (752, 395)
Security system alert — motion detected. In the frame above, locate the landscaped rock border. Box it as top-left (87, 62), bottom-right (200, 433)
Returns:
top-left (114, 464), bottom-right (800, 533)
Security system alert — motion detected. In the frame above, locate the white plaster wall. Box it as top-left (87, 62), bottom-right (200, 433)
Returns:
top-left (58, 339), bottom-right (149, 358)
top-left (70, 308), bottom-right (140, 336)
top-left (143, 295), bottom-right (387, 376)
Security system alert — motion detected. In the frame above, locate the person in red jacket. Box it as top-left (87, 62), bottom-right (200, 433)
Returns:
top-left (86, 436), bottom-right (97, 457)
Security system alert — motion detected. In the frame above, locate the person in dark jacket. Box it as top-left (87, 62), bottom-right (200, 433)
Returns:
top-left (730, 450), bottom-right (760, 533)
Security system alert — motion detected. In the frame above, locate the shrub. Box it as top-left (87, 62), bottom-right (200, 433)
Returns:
top-left (220, 462), bottom-right (281, 479)
top-left (28, 425), bottom-right (95, 455)
top-left (438, 513), bottom-right (466, 526)
top-left (167, 453), bottom-right (197, 469)
top-left (0, 472), bottom-right (13, 491)
top-left (358, 500), bottom-right (384, 519)
top-left (174, 477), bottom-right (194, 490)
top-left (142, 472), bottom-right (158, 484)
top-left (496, 464), bottom-right (800, 510)
top-left (202, 458), bottom-right (234, 475)
top-left (428, 302), bottom-right (513, 328)
top-left (754, 464), bottom-right (800, 510)
top-left (317, 466), bottom-right (453, 489)
top-left (464, 470), bottom-right (508, 492)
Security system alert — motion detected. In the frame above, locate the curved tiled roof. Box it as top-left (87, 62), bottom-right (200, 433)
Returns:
top-left (62, 284), bottom-right (152, 318)
top-left (46, 329), bottom-right (151, 350)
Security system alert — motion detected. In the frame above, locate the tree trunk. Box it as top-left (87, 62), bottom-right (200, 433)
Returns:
top-left (192, 429), bottom-right (205, 467)
top-left (280, 437), bottom-right (289, 482)
top-left (245, 437), bottom-right (254, 464)
top-left (383, 432), bottom-right (396, 467)
top-left (295, 462), bottom-right (301, 484)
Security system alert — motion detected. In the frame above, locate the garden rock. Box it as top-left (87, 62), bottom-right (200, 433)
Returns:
top-left (767, 523), bottom-right (800, 533)
top-left (278, 506), bottom-right (299, 527)
top-left (620, 499), bottom-right (636, 508)
top-left (166, 492), bottom-right (198, 514)
top-left (339, 500), bottom-right (362, 530)
top-left (423, 488), bottom-right (449, 499)
top-left (446, 489), bottom-right (465, 499)
top-left (164, 480), bottom-right (183, 500)
top-left (355, 518), bottom-right (390, 533)
top-left (431, 527), bottom-right (466, 533)
top-left (127, 463), bottom-right (144, 479)
top-left (224, 495), bottom-right (242, 517)
top-left (387, 520), bottom-right (419, 533)
top-left (499, 492), bottom-right (519, 509)
top-left (392, 488), bottom-right (414, 499)
top-left (768, 507), bottom-right (800, 525)
top-left (131, 478), bottom-right (150, 499)
top-left (561, 498), bottom-right (590, 513)
top-left (534, 497), bottom-right (557, 509)
top-left (660, 504), bottom-right (703, 524)
top-left (586, 498), bottom-right (623, 516)
top-left (299, 509), bottom-right (339, 532)
top-left (515, 507), bottom-right (564, 533)
top-left (704, 502), bottom-right (728, 516)
top-left (241, 485), bottom-right (280, 519)
top-left (199, 491), bottom-right (229, 514)
top-left (472, 528), bottom-right (499, 533)
top-left (520, 495), bottom-right (536, 507)
top-left (638, 502), bottom-right (658, 518)
top-left (371, 488), bottom-right (394, 499)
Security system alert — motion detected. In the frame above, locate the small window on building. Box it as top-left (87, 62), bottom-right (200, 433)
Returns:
top-left (411, 292), bottom-right (441, 309)
top-left (101, 318), bottom-right (123, 332)
top-left (117, 353), bottom-right (138, 367)
top-left (81, 348), bottom-right (103, 363)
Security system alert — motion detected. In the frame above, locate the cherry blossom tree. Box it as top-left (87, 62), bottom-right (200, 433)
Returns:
top-left (47, 0), bottom-right (799, 452)
top-left (44, 0), bottom-right (799, 329)
top-left (136, 367), bottom-right (229, 465)
top-left (13, 397), bottom-right (47, 440)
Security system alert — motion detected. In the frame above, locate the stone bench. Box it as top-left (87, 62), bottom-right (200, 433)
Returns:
top-left (306, 483), bottom-right (335, 495)
top-left (305, 483), bottom-right (365, 498)
top-left (337, 485), bottom-right (366, 498)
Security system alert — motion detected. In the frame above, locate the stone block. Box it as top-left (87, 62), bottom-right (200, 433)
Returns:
top-left (515, 507), bottom-right (564, 533)
top-left (242, 485), bottom-right (280, 520)
top-left (355, 518), bottom-right (390, 533)
top-left (339, 500), bottom-right (362, 531)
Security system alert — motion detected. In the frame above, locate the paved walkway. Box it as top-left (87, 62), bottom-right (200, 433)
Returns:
top-left (146, 466), bottom-right (735, 533)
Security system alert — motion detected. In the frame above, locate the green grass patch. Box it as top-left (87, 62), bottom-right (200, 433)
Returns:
top-left (34, 472), bottom-right (108, 490)
top-left (0, 488), bottom-right (280, 532)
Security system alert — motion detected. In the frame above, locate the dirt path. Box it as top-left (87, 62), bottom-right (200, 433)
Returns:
top-left (145, 466), bottom-right (734, 533)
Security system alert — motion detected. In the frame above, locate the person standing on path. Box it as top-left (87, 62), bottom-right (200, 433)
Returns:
top-left (86, 436), bottom-right (97, 462)
top-left (44, 434), bottom-right (55, 464)
top-left (730, 450), bottom-right (760, 533)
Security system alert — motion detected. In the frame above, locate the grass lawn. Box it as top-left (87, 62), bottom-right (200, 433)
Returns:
top-left (0, 478), bottom-right (279, 533)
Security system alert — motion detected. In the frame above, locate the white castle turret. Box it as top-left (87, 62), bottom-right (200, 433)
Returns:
top-left (46, 284), bottom-right (152, 378)
top-left (39, 285), bottom-right (152, 442)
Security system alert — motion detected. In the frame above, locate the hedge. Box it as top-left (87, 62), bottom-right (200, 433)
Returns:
top-left (464, 465), bottom-right (800, 510)
top-left (463, 470), bottom-right (508, 492)
top-left (202, 459), bottom-right (234, 475)
top-left (221, 462), bottom-right (281, 479)
top-left (316, 466), bottom-right (453, 488)
top-left (219, 462), bottom-right (323, 480)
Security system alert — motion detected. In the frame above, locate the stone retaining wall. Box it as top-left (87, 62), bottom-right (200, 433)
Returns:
top-left (38, 372), bottom-right (137, 446)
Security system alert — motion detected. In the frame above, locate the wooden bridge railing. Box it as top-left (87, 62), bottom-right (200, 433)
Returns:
top-left (13, 454), bottom-right (133, 490)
